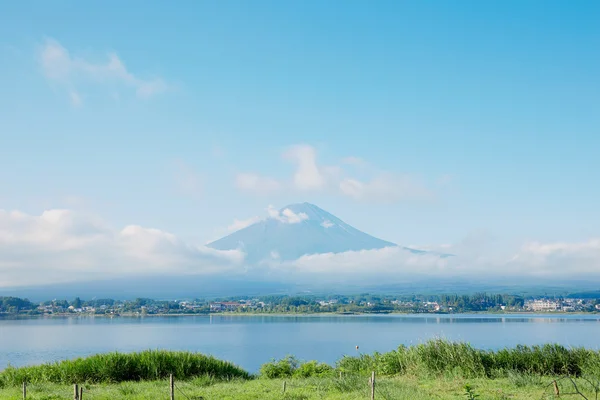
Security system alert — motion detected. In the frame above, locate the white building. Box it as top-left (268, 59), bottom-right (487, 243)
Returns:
top-left (527, 300), bottom-right (559, 312)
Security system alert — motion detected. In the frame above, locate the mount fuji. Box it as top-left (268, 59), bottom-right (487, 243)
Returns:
top-left (208, 202), bottom-right (440, 263)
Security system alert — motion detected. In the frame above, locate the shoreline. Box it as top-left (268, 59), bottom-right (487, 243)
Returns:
top-left (2, 310), bottom-right (599, 319)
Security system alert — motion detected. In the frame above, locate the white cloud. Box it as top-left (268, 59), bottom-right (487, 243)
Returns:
top-left (2, 207), bottom-right (600, 287)
top-left (292, 247), bottom-right (449, 276)
top-left (321, 220), bottom-right (334, 228)
top-left (227, 216), bottom-right (261, 232)
top-left (0, 208), bottom-right (243, 287)
top-left (254, 235), bottom-right (600, 284)
top-left (235, 173), bottom-right (282, 195)
top-left (339, 173), bottom-right (432, 203)
top-left (266, 205), bottom-right (309, 224)
top-left (235, 144), bottom-right (436, 203)
top-left (508, 239), bottom-right (600, 277)
top-left (213, 205), bottom-right (309, 242)
top-left (283, 145), bottom-right (327, 191)
top-left (39, 38), bottom-right (168, 102)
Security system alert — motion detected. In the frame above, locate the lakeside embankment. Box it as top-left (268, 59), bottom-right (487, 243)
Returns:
top-left (1, 340), bottom-right (600, 399)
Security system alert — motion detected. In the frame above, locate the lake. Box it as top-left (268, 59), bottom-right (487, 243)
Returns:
top-left (1, 314), bottom-right (600, 372)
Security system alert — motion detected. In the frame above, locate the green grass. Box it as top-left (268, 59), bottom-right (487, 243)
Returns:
top-left (334, 339), bottom-right (600, 378)
top-left (2, 340), bottom-right (600, 398)
top-left (1, 374), bottom-right (598, 399)
top-left (0, 350), bottom-right (249, 387)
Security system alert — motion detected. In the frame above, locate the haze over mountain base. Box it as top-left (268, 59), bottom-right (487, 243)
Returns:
top-left (4, 275), bottom-right (599, 302)
top-left (2, 202), bottom-right (599, 298)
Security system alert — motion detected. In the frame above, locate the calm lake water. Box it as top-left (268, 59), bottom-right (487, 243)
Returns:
top-left (1, 314), bottom-right (600, 372)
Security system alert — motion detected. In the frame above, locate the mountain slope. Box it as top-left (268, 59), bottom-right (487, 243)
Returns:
top-left (208, 202), bottom-right (399, 263)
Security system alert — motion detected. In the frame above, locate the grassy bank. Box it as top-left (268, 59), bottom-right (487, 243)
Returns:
top-left (2, 340), bottom-right (600, 398)
top-left (1, 375), bottom-right (598, 399)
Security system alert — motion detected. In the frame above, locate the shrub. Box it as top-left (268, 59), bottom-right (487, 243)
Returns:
top-left (259, 356), bottom-right (299, 378)
top-left (294, 361), bottom-right (334, 378)
top-left (260, 357), bottom-right (334, 379)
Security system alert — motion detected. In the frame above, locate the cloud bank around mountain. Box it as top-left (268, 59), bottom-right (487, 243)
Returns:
top-left (0, 209), bottom-right (242, 287)
top-left (1, 207), bottom-right (600, 288)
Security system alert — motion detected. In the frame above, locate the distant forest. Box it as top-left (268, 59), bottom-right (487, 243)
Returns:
top-left (1, 291), bottom-right (599, 316)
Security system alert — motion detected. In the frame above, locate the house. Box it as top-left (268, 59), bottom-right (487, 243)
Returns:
top-left (221, 302), bottom-right (242, 310)
top-left (527, 300), bottom-right (559, 312)
top-left (318, 300), bottom-right (338, 306)
top-left (210, 302), bottom-right (243, 311)
top-left (423, 302), bottom-right (441, 311)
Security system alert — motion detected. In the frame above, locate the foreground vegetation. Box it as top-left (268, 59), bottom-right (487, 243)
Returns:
top-left (2, 375), bottom-right (600, 399)
top-left (2, 340), bottom-right (600, 398)
top-left (0, 350), bottom-right (249, 387)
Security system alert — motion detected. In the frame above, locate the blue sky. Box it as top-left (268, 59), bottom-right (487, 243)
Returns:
top-left (1, 1), bottom-right (599, 286)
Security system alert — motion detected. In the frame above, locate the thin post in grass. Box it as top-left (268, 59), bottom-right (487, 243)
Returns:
top-left (170, 374), bottom-right (175, 400)
top-left (79, 386), bottom-right (83, 400)
top-left (553, 380), bottom-right (560, 396)
top-left (283, 380), bottom-right (287, 393)
top-left (370, 371), bottom-right (375, 400)
top-left (73, 384), bottom-right (79, 400)
top-left (22, 382), bottom-right (26, 399)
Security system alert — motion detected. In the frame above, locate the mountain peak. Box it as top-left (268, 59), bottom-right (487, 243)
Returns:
top-left (208, 203), bottom-right (396, 262)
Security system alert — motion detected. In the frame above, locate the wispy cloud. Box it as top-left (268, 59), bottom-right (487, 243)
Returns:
top-left (174, 161), bottom-right (203, 198)
top-left (339, 173), bottom-right (432, 203)
top-left (38, 38), bottom-right (168, 104)
top-left (235, 144), bottom-right (434, 203)
top-left (69, 90), bottom-right (82, 107)
top-left (234, 173), bottom-right (282, 195)
top-left (227, 216), bottom-right (261, 232)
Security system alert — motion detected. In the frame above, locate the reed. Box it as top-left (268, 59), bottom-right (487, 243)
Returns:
top-left (334, 339), bottom-right (600, 378)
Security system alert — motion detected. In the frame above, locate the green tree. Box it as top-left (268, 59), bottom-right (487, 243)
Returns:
top-left (71, 297), bottom-right (82, 308)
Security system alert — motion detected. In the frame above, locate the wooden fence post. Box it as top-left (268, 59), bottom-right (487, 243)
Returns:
top-left (79, 386), bottom-right (83, 400)
top-left (73, 384), bottom-right (79, 400)
top-left (22, 382), bottom-right (26, 399)
top-left (370, 371), bottom-right (375, 400)
top-left (553, 380), bottom-right (560, 396)
top-left (170, 374), bottom-right (175, 400)
top-left (283, 380), bottom-right (287, 393)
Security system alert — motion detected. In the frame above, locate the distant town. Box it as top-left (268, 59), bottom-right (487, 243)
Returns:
top-left (1, 293), bottom-right (599, 317)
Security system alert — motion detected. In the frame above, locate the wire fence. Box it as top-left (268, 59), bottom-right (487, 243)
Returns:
top-left (540, 375), bottom-right (600, 400)
top-left (16, 372), bottom-right (600, 399)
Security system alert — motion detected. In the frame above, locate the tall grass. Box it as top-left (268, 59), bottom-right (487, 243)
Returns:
top-left (0, 350), bottom-right (250, 387)
top-left (3, 340), bottom-right (599, 389)
top-left (334, 339), bottom-right (600, 379)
